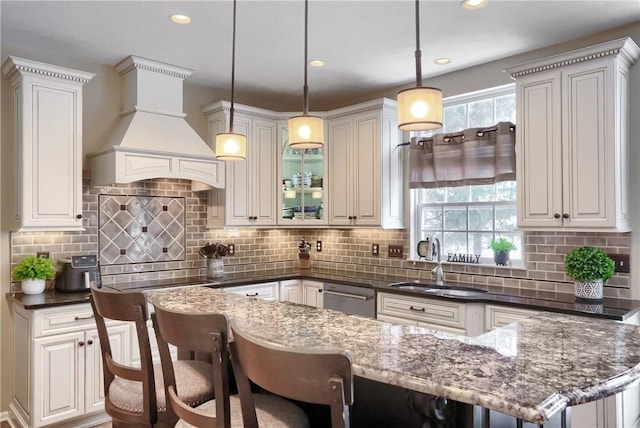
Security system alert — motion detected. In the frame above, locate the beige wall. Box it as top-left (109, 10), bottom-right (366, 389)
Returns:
top-left (1, 21), bottom-right (640, 415)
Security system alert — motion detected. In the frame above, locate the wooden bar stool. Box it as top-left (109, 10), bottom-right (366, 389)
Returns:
top-left (151, 304), bottom-right (309, 428)
top-left (229, 320), bottom-right (354, 428)
top-left (90, 286), bottom-right (215, 427)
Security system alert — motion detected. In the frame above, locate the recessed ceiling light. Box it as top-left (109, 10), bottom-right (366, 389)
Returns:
top-left (434, 58), bottom-right (451, 65)
top-left (170, 14), bottom-right (192, 24)
top-left (309, 60), bottom-right (326, 68)
top-left (461, 0), bottom-right (487, 9)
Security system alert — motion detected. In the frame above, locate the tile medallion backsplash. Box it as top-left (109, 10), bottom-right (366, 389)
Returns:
top-left (98, 195), bottom-right (186, 265)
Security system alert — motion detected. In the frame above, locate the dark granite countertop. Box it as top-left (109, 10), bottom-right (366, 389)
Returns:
top-left (9, 267), bottom-right (640, 321)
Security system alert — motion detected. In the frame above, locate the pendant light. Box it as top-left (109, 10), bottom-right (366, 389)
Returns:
top-left (288, 0), bottom-right (324, 149)
top-left (216, 0), bottom-right (247, 160)
top-left (397, 0), bottom-right (443, 131)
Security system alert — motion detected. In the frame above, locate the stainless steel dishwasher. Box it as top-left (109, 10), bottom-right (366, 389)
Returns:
top-left (323, 283), bottom-right (375, 318)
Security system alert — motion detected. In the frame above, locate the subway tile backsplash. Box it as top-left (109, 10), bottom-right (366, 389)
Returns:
top-left (9, 178), bottom-right (631, 298)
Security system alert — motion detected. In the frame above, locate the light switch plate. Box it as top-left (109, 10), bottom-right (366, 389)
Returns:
top-left (388, 245), bottom-right (403, 258)
top-left (608, 253), bottom-right (630, 273)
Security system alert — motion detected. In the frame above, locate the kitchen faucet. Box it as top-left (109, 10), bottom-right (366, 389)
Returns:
top-left (430, 236), bottom-right (444, 286)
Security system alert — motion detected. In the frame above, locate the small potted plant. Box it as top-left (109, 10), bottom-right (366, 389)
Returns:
top-left (199, 243), bottom-right (230, 278)
top-left (489, 237), bottom-right (517, 266)
top-left (565, 246), bottom-right (615, 300)
top-left (12, 255), bottom-right (56, 295)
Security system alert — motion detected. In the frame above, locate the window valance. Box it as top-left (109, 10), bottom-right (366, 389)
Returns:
top-left (408, 121), bottom-right (516, 189)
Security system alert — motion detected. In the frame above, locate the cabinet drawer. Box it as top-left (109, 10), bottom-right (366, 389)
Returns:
top-left (33, 304), bottom-right (96, 338)
top-left (485, 304), bottom-right (538, 331)
top-left (222, 282), bottom-right (279, 301)
top-left (377, 292), bottom-right (465, 329)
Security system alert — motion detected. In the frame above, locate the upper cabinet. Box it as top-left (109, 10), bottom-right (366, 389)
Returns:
top-left (277, 122), bottom-right (328, 226)
top-left (203, 102), bottom-right (278, 227)
top-left (203, 98), bottom-right (403, 229)
top-left (2, 57), bottom-right (94, 231)
top-left (505, 38), bottom-right (639, 231)
top-left (327, 99), bottom-right (404, 228)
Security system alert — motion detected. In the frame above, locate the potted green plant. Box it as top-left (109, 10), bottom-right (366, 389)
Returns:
top-left (12, 255), bottom-right (56, 295)
top-left (489, 237), bottom-right (517, 266)
top-left (564, 246), bottom-right (615, 300)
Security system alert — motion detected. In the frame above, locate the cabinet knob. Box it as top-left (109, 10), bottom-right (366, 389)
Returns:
top-left (353, 216), bottom-right (357, 220)
top-left (348, 216), bottom-right (353, 220)
top-left (87, 339), bottom-right (93, 345)
top-left (76, 214), bottom-right (83, 219)
top-left (78, 341), bottom-right (85, 347)
top-left (554, 213), bottom-right (561, 219)
top-left (318, 289), bottom-right (322, 293)
top-left (562, 213), bottom-right (570, 219)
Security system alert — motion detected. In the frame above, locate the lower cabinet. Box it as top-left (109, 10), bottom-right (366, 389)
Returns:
top-left (376, 292), bottom-right (484, 336)
top-left (11, 303), bottom-right (130, 428)
top-left (278, 279), bottom-right (324, 308)
top-left (221, 282), bottom-right (279, 301)
top-left (484, 304), bottom-right (539, 332)
top-left (302, 280), bottom-right (324, 308)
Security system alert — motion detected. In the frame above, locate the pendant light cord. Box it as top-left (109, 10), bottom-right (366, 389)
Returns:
top-left (303, 0), bottom-right (309, 115)
top-left (414, 0), bottom-right (423, 87)
top-left (229, 0), bottom-right (238, 132)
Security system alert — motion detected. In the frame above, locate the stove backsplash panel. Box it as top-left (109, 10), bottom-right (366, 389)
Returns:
top-left (98, 194), bottom-right (186, 265)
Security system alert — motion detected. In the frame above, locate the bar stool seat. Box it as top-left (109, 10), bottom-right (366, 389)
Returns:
top-left (175, 394), bottom-right (309, 428)
top-left (109, 360), bottom-right (215, 413)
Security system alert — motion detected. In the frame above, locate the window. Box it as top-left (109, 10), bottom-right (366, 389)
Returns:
top-left (410, 84), bottom-right (522, 265)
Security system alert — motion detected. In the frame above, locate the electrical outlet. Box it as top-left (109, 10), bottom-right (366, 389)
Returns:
top-left (37, 251), bottom-right (50, 259)
top-left (608, 253), bottom-right (630, 273)
top-left (227, 244), bottom-right (235, 256)
top-left (388, 245), bottom-right (403, 258)
top-left (316, 241), bottom-right (322, 252)
top-left (372, 243), bottom-right (379, 256)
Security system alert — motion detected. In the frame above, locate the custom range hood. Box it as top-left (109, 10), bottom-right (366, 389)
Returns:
top-left (88, 56), bottom-right (224, 189)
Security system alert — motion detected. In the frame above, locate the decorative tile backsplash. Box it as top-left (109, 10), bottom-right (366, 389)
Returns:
top-left (8, 177), bottom-right (633, 298)
top-left (98, 195), bottom-right (186, 265)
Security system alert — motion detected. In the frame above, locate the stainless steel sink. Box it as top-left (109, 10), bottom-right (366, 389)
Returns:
top-left (388, 281), bottom-right (488, 297)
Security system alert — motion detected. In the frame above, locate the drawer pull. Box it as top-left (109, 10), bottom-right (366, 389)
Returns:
top-left (409, 306), bottom-right (426, 312)
top-left (87, 339), bottom-right (94, 345)
top-left (246, 292), bottom-right (260, 297)
top-left (78, 341), bottom-right (85, 347)
top-left (74, 315), bottom-right (94, 321)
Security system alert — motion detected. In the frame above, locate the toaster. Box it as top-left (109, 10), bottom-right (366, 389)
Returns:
top-left (55, 255), bottom-right (101, 292)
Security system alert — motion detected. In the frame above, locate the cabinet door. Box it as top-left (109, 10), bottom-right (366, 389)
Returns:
top-left (562, 60), bottom-right (614, 228)
top-left (85, 325), bottom-right (130, 414)
top-left (303, 281), bottom-right (324, 308)
top-left (328, 118), bottom-right (354, 225)
top-left (23, 81), bottom-right (83, 230)
top-left (225, 117), bottom-right (252, 226)
top-left (516, 71), bottom-right (563, 228)
top-left (206, 115), bottom-right (227, 228)
top-left (251, 119), bottom-right (277, 226)
top-left (353, 112), bottom-right (382, 226)
top-left (33, 332), bottom-right (84, 426)
top-left (280, 280), bottom-right (302, 304)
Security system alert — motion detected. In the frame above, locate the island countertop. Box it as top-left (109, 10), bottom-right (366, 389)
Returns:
top-left (149, 286), bottom-right (640, 424)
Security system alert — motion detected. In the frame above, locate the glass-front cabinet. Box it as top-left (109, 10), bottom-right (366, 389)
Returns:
top-left (277, 122), bottom-right (327, 225)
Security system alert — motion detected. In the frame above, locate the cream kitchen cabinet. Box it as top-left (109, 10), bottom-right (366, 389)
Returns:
top-left (11, 303), bottom-right (130, 428)
top-left (2, 57), bottom-right (94, 231)
top-left (505, 38), bottom-right (639, 231)
top-left (203, 101), bottom-right (278, 227)
top-left (302, 280), bottom-right (324, 308)
top-left (484, 304), bottom-right (539, 331)
top-left (376, 292), bottom-right (484, 336)
top-left (327, 98), bottom-right (403, 228)
top-left (279, 279), bottom-right (303, 304)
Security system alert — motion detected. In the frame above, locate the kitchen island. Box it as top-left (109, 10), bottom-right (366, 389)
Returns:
top-left (150, 286), bottom-right (640, 425)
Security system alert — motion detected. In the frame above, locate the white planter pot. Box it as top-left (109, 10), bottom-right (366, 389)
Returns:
top-left (574, 279), bottom-right (604, 300)
top-left (22, 278), bottom-right (46, 295)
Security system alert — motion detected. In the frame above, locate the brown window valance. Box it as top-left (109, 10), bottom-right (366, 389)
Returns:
top-left (408, 121), bottom-right (516, 189)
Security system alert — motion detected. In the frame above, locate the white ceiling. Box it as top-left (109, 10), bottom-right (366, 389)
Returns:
top-left (2, 0), bottom-right (639, 109)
